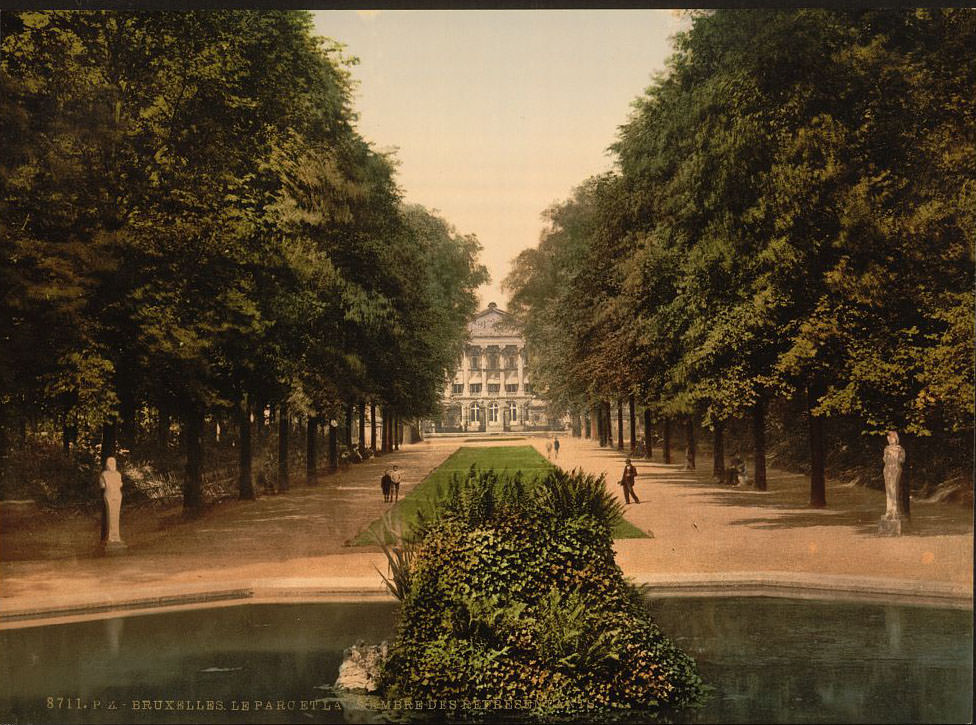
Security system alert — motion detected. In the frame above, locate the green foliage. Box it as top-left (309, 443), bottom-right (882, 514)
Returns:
top-left (374, 515), bottom-right (415, 601)
top-left (1, 11), bottom-right (487, 506)
top-left (504, 9), bottom-right (974, 490)
top-left (378, 467), bottom-right (705, 719)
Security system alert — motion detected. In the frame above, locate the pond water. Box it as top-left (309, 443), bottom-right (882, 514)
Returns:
top-left (0, 597), bottom-right (970, 724)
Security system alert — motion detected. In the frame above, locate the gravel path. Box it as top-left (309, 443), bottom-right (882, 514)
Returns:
top-left (540, 435), bottom-right (972, 587)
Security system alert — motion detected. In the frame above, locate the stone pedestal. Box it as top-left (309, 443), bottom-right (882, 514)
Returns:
top-left (878, 514), bottom-right (909, 536)
top-left (102, 540), bottom-right (128, 555)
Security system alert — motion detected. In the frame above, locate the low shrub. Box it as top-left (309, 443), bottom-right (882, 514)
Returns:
top-left (378, 466), bottom-right (706, 721)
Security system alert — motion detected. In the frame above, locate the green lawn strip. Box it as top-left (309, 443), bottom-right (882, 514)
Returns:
top-left (462, 437), bottom-right (526, 442)
top-left (349, 445), bottom-right (647, 545)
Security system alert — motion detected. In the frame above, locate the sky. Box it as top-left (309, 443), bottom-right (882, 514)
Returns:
top-left (311, 10), bottom-right (691, 308)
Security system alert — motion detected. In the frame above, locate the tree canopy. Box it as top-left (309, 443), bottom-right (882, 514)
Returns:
top-left (1, 10), bottom-right (487, 508)
top-left (505, 9), bottom-right (974, 501)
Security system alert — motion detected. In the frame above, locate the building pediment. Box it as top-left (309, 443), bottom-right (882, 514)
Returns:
top-left (468, 302), bottom-right (518, 337)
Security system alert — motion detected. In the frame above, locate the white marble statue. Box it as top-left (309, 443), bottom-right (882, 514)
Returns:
top-left (878, 431), bottom-right (908, 535)
top-left (883, 431), bottom-right (906, 517)
top-left (100, 457), bottom-right (125, 547)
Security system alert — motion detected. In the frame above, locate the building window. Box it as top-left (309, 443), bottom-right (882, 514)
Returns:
top-left (470, 355), bottom-right (480, 370)
top-left (469, 383), bottom-right (482, 394)
top-left (487, 383), bottom-right (500, 393)
top-left (452, 383), bottom-right (464, 394)
top-left (508, 402), bottom-right (518, 421)
top-left (507, 355), bottom-right (517, 369)
top-left (524, 383), bottom-right (533, 394)
top-left (505, 383), bottom-right (518, 393)
top-left (470, 402), bottom-right (481, 420)
top-left (488, 401), bottom-right (499, 422)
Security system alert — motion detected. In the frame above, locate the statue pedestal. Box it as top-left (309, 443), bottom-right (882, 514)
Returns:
top-left (878, 515), bottom-right (909, 536)
top-left (102, 540), bottom-right (128, 555)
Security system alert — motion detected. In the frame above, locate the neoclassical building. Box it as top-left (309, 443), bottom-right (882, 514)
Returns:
top-left (434, 303), bottom-right (557, 433)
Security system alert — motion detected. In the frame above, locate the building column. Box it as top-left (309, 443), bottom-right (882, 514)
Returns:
top-left (517, 346), bottom-right (525, 394)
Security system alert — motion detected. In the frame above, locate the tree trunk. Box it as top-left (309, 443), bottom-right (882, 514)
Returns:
top-left (685, 417), bottom-right (696, 471)
top-left (604, 401), bottom-right (612, 447)
top-left (278, 402), bottom-right (289, 492)
top-left (808, 386), bottom-right (826, 507)
top-left (628, 394), bottom-right (637, 451)
top-left (713, 421), bottom-right (725, 479)
top-left (381, 407), bottom-right (389, 452)
top-left (238, 396), bottom-right (254, 500)
top-left (18, 398), bottom-right (26, 444)
top-left (183, 407), bottom-right (204, 512)
top-left (617, 399), bottom-right (624, 450)
top-left (256, 403), bottom-right (268, 442)
top-left (752, 399), bottom-right (767, 491)
top-left (663, 417), bottom-right (671, 464)
top-left (370, 401), bottom-right (377, 452)
top-left (345, 400), bottom-right (354, 449)
top-left (0, 404), bottom-right (8, 468)
top-left (157, 407), bottom-right (170, 448)
top-left (900, 433), bottom-right (912, 519)
top-left (329, 420), bottom-right (339, 469)
top-left (597, 404), bottom-right (605, 447)
top-left (62, 417), bottom-right (75, 455)
top-left (358, 399), bottom-right (367, 453)
top-left (99, 417), bottom-right (108, 540)
top-left (583, 413), bottom-right (590, 439)
top-left (119, 391), bottom-right (137, 451)
top-left (306, 416), bottom-right (318, 485)
top-left (644, 408), bottom-right (653, 459)
top-left (394, 413), bottom-right (401, 450)
top-left (100, 422), bottom-right (117, 470)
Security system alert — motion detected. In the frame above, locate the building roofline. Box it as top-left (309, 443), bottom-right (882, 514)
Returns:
top-left (472, 301), bottom-right (515, 321)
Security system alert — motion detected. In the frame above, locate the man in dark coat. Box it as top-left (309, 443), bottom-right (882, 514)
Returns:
top-left (621, 458), bottom-right (640, 504)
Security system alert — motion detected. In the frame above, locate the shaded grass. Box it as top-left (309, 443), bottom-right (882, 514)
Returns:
top-left (350, 446), bottom-right (647, 545)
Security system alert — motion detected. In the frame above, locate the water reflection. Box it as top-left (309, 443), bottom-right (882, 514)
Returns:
top-left (645, 598), bottom-right (973, 724)
top-left (0, 598), bottom-right (970, 724)
top-left (103, 617), bottom-right (124, 657)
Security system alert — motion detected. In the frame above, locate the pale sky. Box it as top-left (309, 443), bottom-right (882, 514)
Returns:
top-left (312, 10), bottom-right (691, 308)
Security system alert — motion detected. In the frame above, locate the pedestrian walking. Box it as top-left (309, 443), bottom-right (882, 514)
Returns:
top-left (390, 464), bottom-right (402, 502)
top-left (545, 438), bottom-right (553, 459)
top-left (553, 436), bottom-right (560, 459)
top-left (727, 453), bottom-right (742, 486)
top-left (620, 458), bottom-right (640, 504)
top-left (728, 452), bottom-right (748, 487)
top-left (380, 469), bottom-right (392, 502)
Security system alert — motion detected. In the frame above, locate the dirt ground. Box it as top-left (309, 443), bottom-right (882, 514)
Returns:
top-left (543, 436), bottom-right (972, 587)
top-left (1, 435), bottom-right (971, 617)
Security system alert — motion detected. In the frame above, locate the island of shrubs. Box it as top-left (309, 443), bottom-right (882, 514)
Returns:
top-left (375, 466), bottom-right (706, 721)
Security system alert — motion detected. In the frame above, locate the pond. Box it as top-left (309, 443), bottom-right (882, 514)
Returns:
top-left (0, 597), bottom-right (970, 724)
